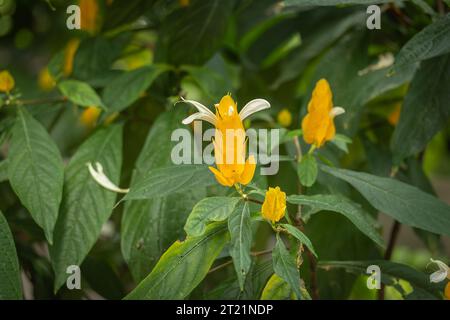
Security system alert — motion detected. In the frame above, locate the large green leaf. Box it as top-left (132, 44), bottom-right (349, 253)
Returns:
top-left (297, 154), bottom-right (318, 187)
top-left (0, 159), bottom-right (7, 182)
top-left (58, 80), bottom-right (105, 108)
top-left (125, 222), bottom-right (228, 299)
top-left (280, 223), bottom-right (318, 257)
top-left (0, 211), bottom-right (22, 299)
top-left (391, 54), bottom-right (450, 163)
top-left (394, 13), bottom-right (450, 69)
top-left (102, 65), bottom-right (170, 113)
top-left (123, 165), bottom-right (215, 201)
top-left (272, 234), bottom-right (302, 299)
top-left (321, 166), bottom-right (450, 237)
top-left (228, 201), bottom-right (253, 291)
top-left (50, 125), bottom-right (123, 292)
top-left (318, 260), bottom-right (444, 299)
top-left (155, 0), bottom-right (235, 65)
top-left (185, 196), bottom-right (240, 237)
top-left (121, 110), bottom-right (206, 281)
top-left (8, 107), bottom-right (64, 244)
top-left (261, 273), bottom-right (294, 300)
top-left (287, 194), bottom-right (384, 248)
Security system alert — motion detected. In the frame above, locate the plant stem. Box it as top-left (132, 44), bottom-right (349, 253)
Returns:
top-left (18, 96), bottom-right (66, 106)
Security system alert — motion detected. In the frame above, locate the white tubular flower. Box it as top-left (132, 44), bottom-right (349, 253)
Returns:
top-left (429, 259), bottom-right (449, 283)
top-left (358, 52), bottom-right (395, 76)
top-left (87, 162), bottom-right (129, 194)
top-left (179, 94), bottom-right (270, 126)
top-left (329, 106), bottom-right (345, 117)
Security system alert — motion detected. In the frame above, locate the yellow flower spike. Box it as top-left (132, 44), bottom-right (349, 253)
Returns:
top-left (277, 108), bottom-right (292, 127)
top-left (79, 0), bottom-right (100, 34)
top-left (388, 103), bottom-right (401, 126)
top-left (0, 70), bottom-right (15, 93)
top-left (445, 282), bottom-right (450, 300)
top-left (261, 186), bottom-right (286, 223)
top-left (179, 0), bottom-right (190, 7)
top-left (301, 79), bottom-right (345, 148)
top-left (64, 38), bottom-right (80, 77)
top-left (80, 106), bottom-right (101, 127)
top-left (38, 67), bottom-right (55, 91)
top-left (180, 94), bottom-right (270, 187)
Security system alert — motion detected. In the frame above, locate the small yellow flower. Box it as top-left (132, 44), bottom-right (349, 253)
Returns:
top-left (79, 0), bottom-right (100, 34)
top-left (261, 186), bottom-right (286, 223)
top-left (445, 282), bottom-right (450, 300)
top-left (277, 108), bottom-right (292, 127)
top-left (64, 38), bottom-right (80, 77)
top-left (38, 67), bottom-right (55, 91)
top-left (80, 106), bottom-right (101, 127)
top-left (179, 0), bottom-right (190, 7)
top-left (0, 70), bottom-right (15, 93)
top-left (180, 94), bottom-right (270, 187)
top-left (301, 79), bottom-right (345, 148)
top-left (388, 103), bottom-right (401, 126)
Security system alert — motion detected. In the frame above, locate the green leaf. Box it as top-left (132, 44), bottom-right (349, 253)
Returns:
top-left (123, 165), bottom-right (215, 201)
top-left (228, 201), bottom-right (253, 291)
top-left (321, 166), bottom-right (450, 237)
top-left (50, 125), bottom-right (123, 292)
top-left (125, 222), bottom-right (228, 299)
top-left (318, 260), bottom-right (444, 299)
top-left (287, 195), bottom-right (384, 248)
top-left (121, 110), bottom-right (206, 281)
top-left (8, 107), bottom-right (64, 244)
top-left (391, 54), bottom-right (450, 163)
top-left (394, 13), bottom-right (450, 69)
top-left (58, 80), bottom-right (105, 108)
top-left (102, 65), bottom-right (170, 113)
top-left (155, 0), bottom-right (234, 66)
top-left (0, 211), bottom-right (22, 299)
top-left (0, 158), bottom-right (8, 182)
top-left (298, 154), bottom-right (318, 187)
top-left (280, 223), bottom-right (318, 257)
top-left (261, 273), bottom-right (294, 300)
top-left (331, 134), bottom-right (352, 153)
top-left (286, 0), bottom-right (400, 5)
top-left (272, 234), bottom-right (302, 300)
top-left (185, 196), bottom-right (240, 237)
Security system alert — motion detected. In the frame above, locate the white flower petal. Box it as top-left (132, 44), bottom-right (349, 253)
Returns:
top-left (87, 162), bottom-right (129, 194)
top-left (239, 98), bottom-right (271, 121)
top-left (178, 97), bottom-right (216, 125)
top-left (330, 106), bottom-right (345, 117)
top-left (430, 270), bottom-right (448, 283)
top-left (182, 112), bottom-right (216, 125)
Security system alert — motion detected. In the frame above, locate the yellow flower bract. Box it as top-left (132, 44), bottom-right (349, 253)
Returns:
top-left (64, 38), bottom-right (80, 77)
top-left (80, 106), bottom-right (101, 127)
top-left (80, 0), bottom-right (100, 34)
top-left (277, 108), bottom-right (292, 127)
top-left (301, 79), bottom-right (336, 148)
top-left (38, 67), bottom-right (56, 91)
top-left (0, 70), bottom-right (15, 93)
top-left (208, 95), bottom-right (256, 187)
top-left (261, 186), bottom-right (286, 223)
top-left (446, 282), bottom-right (450, 300)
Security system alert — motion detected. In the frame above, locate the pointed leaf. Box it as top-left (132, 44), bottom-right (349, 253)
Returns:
top-left (298, 154), bottom-right (318, 187)
top-left (58, 80), bottom-right (105, 108)
top-left (280, 223), bottom-right (318, 257)
top-left (8, 107), bottom-right (64, 244)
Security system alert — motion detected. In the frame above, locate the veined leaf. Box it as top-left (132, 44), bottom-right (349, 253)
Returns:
top-left (391, 54), bottom-right (450, 163)
top-left (121, 110), bottom-right (206, 281)
top-left (155, 0), bottom-right (234, 66)
top-left (58, 80), bottom-right (104, 108)
top-left (272, 234), bottom-right (302, 300)
top-left (0, 159), bottom-right (8, 182)
top-left (261, 273), bottom-right (294, 300)
top-left (125, 222), bottom-right (228, 299)
top-left (394, 13), bottom-right (450, 69)
top-left (8, 107), bottom-right (64, 244)
top-left (0, 211), bottom-right (22, 299)
top-left (321, 166), bottom-right (450, 238)
top-left (185, 196), bottom-right (240, 237)
top-left (287, 194), bottom-right (384, 248)
top-left (280, 223), bottom-right (318, 257)
top-left (298, 154), bottom-right (318, 187)
top-left (123, 165), bottom-right (215, 201)
top-left (102, 65), bottom-right (170, 113)
top-left (318, 260), bottom-right (444, 299)
top-left (50, 125), bottom-right (123, 292)
top-left (228, 201), bottom-right (252, 291)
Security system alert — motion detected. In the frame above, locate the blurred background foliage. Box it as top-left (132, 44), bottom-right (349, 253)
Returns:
top-left (0, 0), bottom-right (449, 299)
